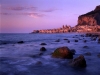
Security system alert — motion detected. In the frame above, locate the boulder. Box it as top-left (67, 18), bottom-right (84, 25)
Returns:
top-left (98, 38), bottom-right (100, 43)
top-left (17, 41), bottom-right (24, 44)
top-left (80, 35), bottom-right (84, 37)
top-left (38, 52), bottom-right (43, 56)
top-left (52, 47), bottom-right (73, 59)
top-left (35, 61), bottom-right (42, 65)
top-left (64, 39), bottom-right (68, 40)
top-left (75, 40), bottom-right (78, 42)
top-left (84, 52), bottom-right (91, 56)
top-left (40, 43), bottom-right (47, 45)
top-left (40, 47), bottom-right (46, 51)
top-left (85, 33), bottom-right (92, 37)
top-left (91, 37), bottom-right (97, 41)
top-left (70, 49), bottom-right (76, 55)
top-left (67, 40), bottom-right (70, 43)
top-left (97, 53), bottom-right (100, 58)
top-left (70, 55), bottom-right (87, 68)
top-left (55, 39), bottom-right (60, 42)
top-left (84, 40), bottom-right (87, 43)
top-left (83, 46), bottom-right (89, 48)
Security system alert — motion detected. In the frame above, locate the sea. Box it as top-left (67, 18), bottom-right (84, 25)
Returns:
top-left (0, 33), bottom-right (100, 75)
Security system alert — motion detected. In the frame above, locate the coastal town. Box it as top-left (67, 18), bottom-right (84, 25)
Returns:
top-left (33, 25), bottom-right (100, 33)
top-left (32, 5), bottom-right (100, 33)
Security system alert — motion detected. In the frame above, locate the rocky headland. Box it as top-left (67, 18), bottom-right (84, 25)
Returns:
top-left (32, 5), bottom-right (100, 33)
top-left (77, 5), bottom-right (100, 26)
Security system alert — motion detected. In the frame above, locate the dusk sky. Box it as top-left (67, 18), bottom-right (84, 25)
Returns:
top-left (0, 0), bottom-right (100, 33)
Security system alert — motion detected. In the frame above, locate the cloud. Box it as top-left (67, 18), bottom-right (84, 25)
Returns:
top-left (21, 13), bottom-right (45, 18)
top-left (42, 8), bottom-right (58, 12)
top-left (0, 12), bottom-right (12, 15)
top-left (0, 12), bottom-right (45, 18)
top-left (3, 6), bottom-right (37, 11)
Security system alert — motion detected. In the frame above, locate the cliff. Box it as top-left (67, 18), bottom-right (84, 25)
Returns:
top-left (77, 5), bottom-right (100, 26)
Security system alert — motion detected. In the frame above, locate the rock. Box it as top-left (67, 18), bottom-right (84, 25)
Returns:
top-left (67, 40), bottom-right (70, 43)
top-left (39, 52), bottom-right (43, 56)
top-left (40, 43), bottom-right (47, 45)
top-left (97, 53), bottom-right (100, 58)
top-left (55, 39), bottom-right (60, 42)
top-left (86, 33), bottom-right (92, 37)
top-left (64, 39), bottom-right (68, 40)
top-left (75, 35), bottom-right (78, 36)
top-left (35, 61), bottom-right (42, 65)
top-left (98, 38), bottom-right (100, 43)
top-left (70, 55), bottom-right (87, 68)
top-left (79, 38), bottom-right (82, 40)
top-left (80, 35), bottom-right (84, 37)
top-left (17, 41), bottom-right (24, 44)
top-left (77, 5), bottom-right (100, 26)
top-left (91, 37), bottom-right (97, 41)
top-left (70, 49), bottom-right (76, 55)
top-left (84, 40), bottom-right (87, 43)
top-left (52, 47), bottom-right (73, 59)
top-left (75, 40), bottom-right (78, 42)
top-left (40, 47), bottom-right (46, 51)
top-left (2, 42), bottom-right (7, 44)
top-left (84, 52), bottom-right (91, 56)
top-left (83, 46), bottom-right (89, 48)
top-left (29, 55), bottom-right (39, 58)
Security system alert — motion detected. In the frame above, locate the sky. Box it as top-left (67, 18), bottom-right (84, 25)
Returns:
top-left (0, 0), bottom-right (100, 33)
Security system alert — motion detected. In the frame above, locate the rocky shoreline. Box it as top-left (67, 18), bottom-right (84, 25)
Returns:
top-left (36, 33), bottom-right (100, 68)
top-left (32, 5), bottom-right (100, 33)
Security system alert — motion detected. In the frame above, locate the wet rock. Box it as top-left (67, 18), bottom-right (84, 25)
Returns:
top-left (39, 52), bottom-right (43, 56)
top-left (79, 38), bottom-right (82, 40)
top-left (84, 40), bottom-right (87, 43)
top-left (67, 40), bottom-right (70, 43)
top-left (98, 38), bottom-right (100, 44)
top-left (40, 47), bottom-right (46, 51)
top-left (69, 55), bottom-right (87, 68)
top-left (70, 49), bottom-right (76, 55)
top-left (91, 37), bottom-right (97, 41)
top-left (80, 35), bottom-right (84, 37)
top-left (40, 43), bottom-right (47, 45)
top-left (55, 39), bottom-right (60, 42)
top-left (83, 46), bottom-right (89, 48)
top-left (29, 55), bottom-right (39, 58)
top-left (86, 33), bottom-right (92, 37)
top-left (97, 53), bottom-right (100, 58)
top-left (64, 39), bottom-right (68, 40)
top-left (35, 61), bottom-right (42, 65)
top-left (17, 41), bottom-right (24, 44)
top-left (83, 38), bottom-right (85, 39)
top-left (84, 52), bottom-right (91, 56)
top-left (75, 40), bottom-right (78, 42)
top-left (52, 46), bottom-right (73, 59)
top-left (2, 42), bottom-right (7, 44)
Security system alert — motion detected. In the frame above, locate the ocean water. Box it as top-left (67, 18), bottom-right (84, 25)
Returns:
top-left (0, 33), bottom-right (100, 75)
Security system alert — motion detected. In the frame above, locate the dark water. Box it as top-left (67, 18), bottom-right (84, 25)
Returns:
top-left (0, 33), bottom-right (100, 75)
